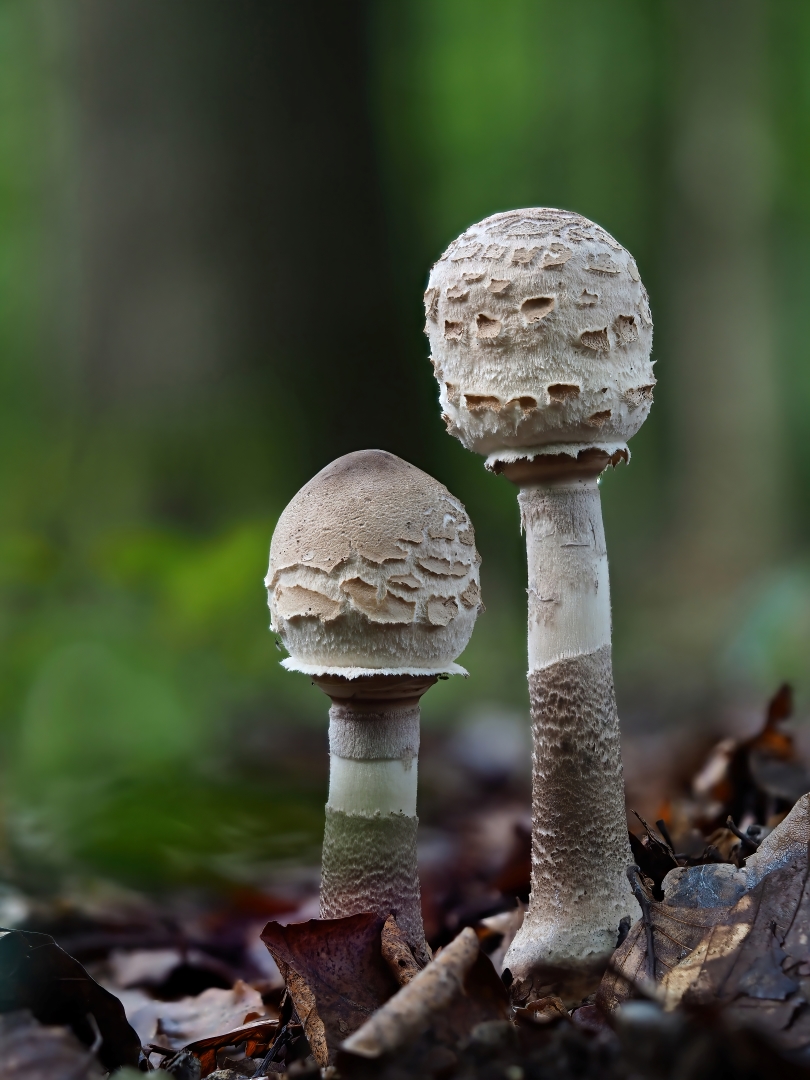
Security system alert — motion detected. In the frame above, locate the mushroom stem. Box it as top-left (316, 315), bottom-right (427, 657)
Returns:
top-left (500, 457), bottom-right (637, 998)
top-left (313, 674), bottom-right (434, 967)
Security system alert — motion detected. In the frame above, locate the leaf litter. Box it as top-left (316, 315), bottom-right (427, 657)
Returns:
top-left (4, 686), bottom-right (810, 1076)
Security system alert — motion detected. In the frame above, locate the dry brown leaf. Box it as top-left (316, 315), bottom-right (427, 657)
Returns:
top-left (660, 863), bottom-right (746, 909)
top-left (147, 980), bottom-right (265, 1050)
top-left (601, 837), bottom-right (810, 1053)
top-left (746, 792), bottom-right (810, 887)
top-left (602, 798), bottom-right (810, 1010)
top-left (340, 926), bottom-right (508, 1060)
top-left (261, 912), bottom-right (399, 1066)
top-left (597, 870), bottom-right (736, 1013)
top-left (179, 1017), bottom-right (281, 1076)
top-left (0, 928), bottom-right (142, 1072)
top-left (514, 994), bottom-right (569, 1027)
top-left (381, 914), bottom-right (423, 986)
top-left (441, 941), bottom-right (511, 1041)
top-left (475, 903), bottom-right (525, 974)
top-left (678, 856), bottom-right (807, 1006)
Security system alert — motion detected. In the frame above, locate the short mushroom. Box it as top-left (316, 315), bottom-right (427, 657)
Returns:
top-left (265, 450), bottom-right (482, 965)
top-left (425, 209), bottom-right (655, 997)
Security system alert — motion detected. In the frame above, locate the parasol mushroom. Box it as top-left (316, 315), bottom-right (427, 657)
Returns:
top-left (265, 450), bottom-right (482, 965)
top-left (424, 208), bottom-right (655, 998)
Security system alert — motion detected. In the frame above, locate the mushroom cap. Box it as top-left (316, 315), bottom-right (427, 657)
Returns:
top-left (266, 450), bottom-right (482, 676)
top-left (424, 208), bottom-right (655, 468)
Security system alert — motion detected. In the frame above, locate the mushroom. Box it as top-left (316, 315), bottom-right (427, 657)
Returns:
top-left (424, 209), bottom-right (655, 998)
top-left (265, 450), bottom-right (482, 965)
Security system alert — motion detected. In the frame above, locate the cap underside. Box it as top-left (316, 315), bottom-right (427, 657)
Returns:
top-left (485, 441), bottom-right (630, 471)
top-left (280, 657), bottom-right (469, 678)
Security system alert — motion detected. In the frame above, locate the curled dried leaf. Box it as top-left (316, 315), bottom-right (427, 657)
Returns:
top-left (261, 913), bottom-right (399, 1066)
top-left (341, 927), bottom-right (507, 1060)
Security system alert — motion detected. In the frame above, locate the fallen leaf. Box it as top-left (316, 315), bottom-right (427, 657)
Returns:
top-left (475, 903), bottom-right (525, 974)
top-left (679, 855), bottom-right (807, 1009)
top-left (440, 943), bottom-right (510, 1041)
top-left (381, 914), bottom-right (423, 986)
top-left (746, 792), bottom-right (810, 887)
top-left (0, 928), bottom-right (141, 1071)
top-left (735, 932), bottom-right (798, 1000)
top-left (157, 1047), bottom-right (201, 1078)
top-left (340, 926), bottom-right (508, 1060)
top-left (601, 816), bottom-right (810, 1056)
top-left (597, 893), bottom-right (735, 1012)
top-left (147, 981), bottom-right (265, 1050)
top-left (660, 863), bottom-right (747, 909)
top-left (261, 912), bottom-right (399, 1066)
top-left (514, 994), bottom-right (568, 1027)
top-left (178, 1016), bottom-right (281, 1076)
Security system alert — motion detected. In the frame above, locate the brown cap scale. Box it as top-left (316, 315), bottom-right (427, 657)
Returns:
top-left (266, 451), bottom-right (482, 963)
top-left (425, 209), bottom-right (653, 999)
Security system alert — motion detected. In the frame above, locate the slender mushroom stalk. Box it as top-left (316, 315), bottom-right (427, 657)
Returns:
top-left (265, 450), bottom-right (482, 966)
top-left (424, 209), bottom-right (655, 998)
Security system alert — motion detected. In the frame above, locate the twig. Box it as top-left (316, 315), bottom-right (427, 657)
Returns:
top-left (655, 818), bottom-right (676, 855)
top-left (626, 865), bottom-right (656, 982)
top-left (726, 816), bottom-right (759, 852)
top-left (147, 1043), bottom-right (175, 1057)
top-left (251, 1024), bottom-right (290, 1078)
top-left (631, 809), bottom-right (678, 869)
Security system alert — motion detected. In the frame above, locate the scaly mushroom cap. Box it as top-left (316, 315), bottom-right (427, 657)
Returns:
top-left (424, 208), bottom-right (655, 468)
top-left (266, 450), bottom-right (482, 676)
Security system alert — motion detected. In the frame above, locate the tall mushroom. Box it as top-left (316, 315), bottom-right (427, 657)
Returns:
top-left (265, 450), bottom-right (482, 965)
top-left (424, 209), bottom-right (655, 997)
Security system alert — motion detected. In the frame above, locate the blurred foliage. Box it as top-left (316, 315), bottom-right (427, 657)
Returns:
top-left (1, 0), bottom-right (810, 891)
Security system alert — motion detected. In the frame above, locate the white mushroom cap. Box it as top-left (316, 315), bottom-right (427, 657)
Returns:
top-left (424, 208), bottom-right (655, 469)
top-left (266, 450), bottom-right (482, 677)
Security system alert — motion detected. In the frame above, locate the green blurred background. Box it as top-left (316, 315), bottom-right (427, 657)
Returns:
top-left (1, 0), bottom-right (809, 892)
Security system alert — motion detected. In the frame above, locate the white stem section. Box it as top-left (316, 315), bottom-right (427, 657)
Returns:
top-left (319, 700), bottom-right (429, 964)
top-left (327, 757), bottom-right (417, 816)
top-left (524, 476), bottom-right (612, 672)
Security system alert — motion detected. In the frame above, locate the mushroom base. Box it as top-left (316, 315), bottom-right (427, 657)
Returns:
top-left (320, 807), bottom-right (429, 966)
top-left (503, 649), bottom-right (637, 996)
top-left (506, 951), bottom-right (614, 1008)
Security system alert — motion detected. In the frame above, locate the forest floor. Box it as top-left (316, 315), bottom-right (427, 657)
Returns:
top-left (3, 685), bottom-right (810, 1079)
